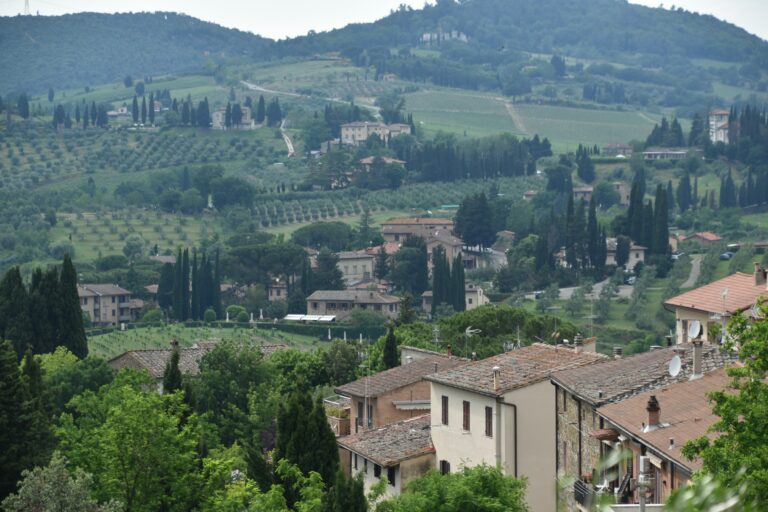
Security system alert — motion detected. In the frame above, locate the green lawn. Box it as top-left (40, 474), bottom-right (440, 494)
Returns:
top-left (88, 324), bottom-right (319, 360)
top-left (264, 208), bottom-right (413, 236)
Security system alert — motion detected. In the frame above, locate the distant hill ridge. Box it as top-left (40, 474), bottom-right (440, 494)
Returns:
top-left (0, 11), bottom-right (272, 93)
top-left (2, 1), bottom-right (767, 95)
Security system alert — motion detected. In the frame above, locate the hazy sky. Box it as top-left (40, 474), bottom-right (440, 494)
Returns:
top-left (1, 0), bottom-right (766, 41)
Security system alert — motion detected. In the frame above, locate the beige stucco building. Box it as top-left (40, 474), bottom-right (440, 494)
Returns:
top-left (306, 290), bottom-right (400, 320)
top-left (339, 415), bottom-right (435, 498)
top-left (381, 217), bottom-right (455, 243)
top-left (426, 344), bottom-right (606, 512)
top-left (78, 283), bottom-right (141, 326)
top-left (337, 250), bottom-right (376, 285)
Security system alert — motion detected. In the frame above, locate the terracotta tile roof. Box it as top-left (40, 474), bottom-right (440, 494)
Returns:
top-left (108, 343), bottom-right (288, 379)
top-left (664, 272), bottom-right (766, 314)
top-left (336, 356), bottom-right (467, 398)
top-left (338, 414), bottom-right (434, 467)
top-left (78, 284), bottom-right (131, 296)
top-left (426, 232), bottom-right (464, 246)
top-left (382, 217), bottom-right (454, 226)
top-left (337, 250), bottom-right (375, 260)
top-left (551, 343), bottom-right (733, 406)
top-left (108, 347), bottom-right (211, 379)
top-left (365, 243), bottom-right (401, 256)
top-left (307, 290), bottom-right (400, 304)
top-left (598, 368), bottom-right (733, 471)
top-left (358, 156), bottom-right (406, 165)
top-left (426, 343), bottom-right (607, 397)
top-left (685, 231), bottom-right (722, 242)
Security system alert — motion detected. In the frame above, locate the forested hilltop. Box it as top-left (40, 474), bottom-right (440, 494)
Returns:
top-left (4, 0), bottom-right (768, 105)
top-left (0, 12), bottom-right (272, 93)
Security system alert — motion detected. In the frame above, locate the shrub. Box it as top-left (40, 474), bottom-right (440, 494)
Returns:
top-left (203, 308), bottom-right (217, 323)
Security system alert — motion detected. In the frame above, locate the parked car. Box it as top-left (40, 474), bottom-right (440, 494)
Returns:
top-left (719, 252), bottom-right (733, 261)
top-left (624, 275), bottom-right (637, 285)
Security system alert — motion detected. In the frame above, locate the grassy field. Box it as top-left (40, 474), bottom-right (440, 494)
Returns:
top-left (50, 210), bottom-right (224, 262)
top-left (88, 324), bottom-right (319, 360)
top-left (405, 89), bottom-right (519, 138)
top-left (264, 208), bottom-right (413, 236)
top-left (404, 87), bottom-right (663, 149)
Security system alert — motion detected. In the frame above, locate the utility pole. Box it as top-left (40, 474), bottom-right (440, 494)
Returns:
top-left (24, 0), bottom-right (30, 15)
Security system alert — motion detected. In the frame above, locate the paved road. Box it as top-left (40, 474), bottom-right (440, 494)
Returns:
top-left (527, 278), bottom-right (633, 301)
top-left (280, 119), bottom-right (295, 158)
top-left (681, 255), bottom-right (702, 288)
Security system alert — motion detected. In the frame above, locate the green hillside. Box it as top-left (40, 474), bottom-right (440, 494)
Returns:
top-left (0, 12), bottom-right (272, 93)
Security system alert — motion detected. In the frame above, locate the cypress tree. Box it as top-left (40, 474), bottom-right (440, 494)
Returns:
top-left (17, 93), bottom-right (29, 119)
top-left (0, 341), bottom-right (31, 497)
top-left (676, 172), bottom-right (692, 212)
top-left (20, 350), bottom-right (54, 467)
top-left (173, 248), bottom-right (183, 319)
top-left (132, 95), bottom-right (139, 123)
top-left (74, 104), bottom-right (80, 123)
top-left (141, 95), bottom-right (147, 125)
top-left (148, 92), bottom-right (155, 124)
top-left (224, 102), bottom-right (232, 129)
top-left (59, 255), bottom-right (87, 359)
top-left (27, 268), bottom-right (60, 355)
top-left (375, 245), bottom-right (389, 280)
top-left (90, 101), bottom-right (97, 125)
top-left (82, 106), bottom-right (89, 129)
top-left (0, 267), bottom-right (34, 359)
top-left (212, 250), bottom-right (222, 319)
top-left (383, 326), bottom-right (398, 369)
top-left (162, 347), bottom-right (183, 394)
top-left (431, 245), bottom-right (449, 315)
top-left (451, 254), bottom-right (466, 312)
top-left (587, 197), bottom-right (599, 268)
top-left (653, 184), bottom-right (669, 255)
top-left (190, 250), bottom-right (199, 320)
top-left (642, 202), bottom-right (654, 250)
top-left (181, 101), bottom-right (190, 125)
top-left (157, 263), bottom-right (175, 311)
top-left (256, 95), bottom-right (266, 123)
top-left (181, 249), bottom-right (190, 321)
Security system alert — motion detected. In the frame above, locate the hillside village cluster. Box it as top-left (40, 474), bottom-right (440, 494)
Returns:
top-left (94, 105), bottom-right (758, 508)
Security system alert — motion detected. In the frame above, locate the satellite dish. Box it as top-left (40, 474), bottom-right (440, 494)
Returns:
top-left (668, 355), bottom-right (682, 378)
top-left (688, 320), bottom-right (702, 340)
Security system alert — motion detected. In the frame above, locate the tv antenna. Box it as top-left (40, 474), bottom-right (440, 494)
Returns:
top-left (24, 0), bottom-right (30, 15)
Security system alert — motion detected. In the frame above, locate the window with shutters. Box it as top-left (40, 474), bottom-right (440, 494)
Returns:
top-left (485, 406), bottom-right (493, 437)
top-left (462, 400), bottom-right (470, 431)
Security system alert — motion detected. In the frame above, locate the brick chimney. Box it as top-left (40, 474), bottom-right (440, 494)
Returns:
top-left (646, 395), bottom-right (660, 427)
top-left (690, 340), bottom-right (703, 380)
top-left (755, 263), bottom-right (767, 287)
top-left (574, 334), bottom-right (583, 354)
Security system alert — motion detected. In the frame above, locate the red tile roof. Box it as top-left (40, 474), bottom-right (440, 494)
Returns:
top-left (338, 414), bottom-right (434, 467)
top-left (685, 231), bottom-right (722, 242)
top-left (664, 272), bottom-right (766, 314)
top-left (598, 368), bottom-right (733, 471)
top-left (426, 343), bottom-right (607, 397)
top-left (382, 217), bottom-right (454, 226)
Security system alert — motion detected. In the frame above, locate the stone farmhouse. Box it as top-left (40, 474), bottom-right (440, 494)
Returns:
top-left (78, 283), bottom-right (142, 326)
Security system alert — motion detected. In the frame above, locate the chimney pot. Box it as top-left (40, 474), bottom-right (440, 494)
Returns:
top-left (691, 340), bottom-right (703, 380)
top-left (669, 437), bottom-right (675, 449)
top-left (613, 346), bottom-right (623, 359)
top-left (647, 395), bottom-right (661, 427)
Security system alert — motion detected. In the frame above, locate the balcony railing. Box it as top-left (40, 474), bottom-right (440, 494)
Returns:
top-left (574, 480), bottom-right (596, 508)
